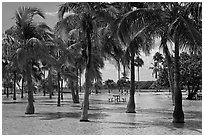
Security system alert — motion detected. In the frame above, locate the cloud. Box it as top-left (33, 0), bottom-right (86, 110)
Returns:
top-left (45, 11), bottom-right (57, 16)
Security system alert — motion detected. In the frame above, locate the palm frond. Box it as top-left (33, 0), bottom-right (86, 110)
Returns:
top-left (118, 8), bottom-right (163, 46)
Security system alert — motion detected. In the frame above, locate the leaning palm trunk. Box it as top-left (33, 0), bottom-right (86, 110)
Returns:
top-left (126, 50), bottom-right (136, 113)
top-left (172, 37), bottom-right (184, 123)
top-left (25, 63), bottom-right (35, 114)
top-left (162, 35), bottom-right (175, 105)
top-left (57, 72), bottom-right (61, 107)
top-left (80, 30), bottom-right (92, 122)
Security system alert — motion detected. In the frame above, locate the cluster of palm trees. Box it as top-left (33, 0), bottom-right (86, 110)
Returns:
top-left (2, 2), bottom-right (201, 123)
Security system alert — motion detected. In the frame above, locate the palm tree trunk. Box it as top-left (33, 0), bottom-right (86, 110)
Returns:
top-left (166, 56), bottom-right (175, 105)
top-left (75, 68), bottom-right (79, 102)
top-left (3, 86), bottom-right (6, 94)
top-left (6, 86), bottom-right (9, 98)
top-left (126, 50), bottom-right (136, 113)
top-left (61, 78), bottom-right (63, 100)
top-left (117, 60), bottom-right (120, 80)
top-left (70, 81), bottom-right (77, 103)
top-left (57, 72), bottom-right (61, 107)
top-left (13, 71), bottom-right (17, 100)
top-left (123, 65), bottom-right (126, 77)
top-left (75, 84), bottom-right (80, 103)
top-left (80, 28), bottom-right (92, 122)
top-left (21, 77), bottom-right (24, 98)
top-left (80, 69), bottom-right (90, 121)
top-left (79, 69), bottom-right (82, 92)
top-left (172, 37), bottom-right (184, 123)
top-left (43, 70), bottom-right (46, 96)
top-left (138, 66), bottom-right (140, 93)
top-left (25, 63), bottom-right (35, 114)
top-left (162, 32), bottom-right (175, 105)
top-left (48, 69), bottom-right (53, 99)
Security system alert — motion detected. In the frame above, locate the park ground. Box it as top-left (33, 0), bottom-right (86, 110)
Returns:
top-left (2, 90), bottom-right (202, 135)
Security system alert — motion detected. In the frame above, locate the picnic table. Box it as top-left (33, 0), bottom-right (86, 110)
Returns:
top-left (113, 94), bottom-right (121, 102)
top-left (108, 94), bottom-right (126, 103)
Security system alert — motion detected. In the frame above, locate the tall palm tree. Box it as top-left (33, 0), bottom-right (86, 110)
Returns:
top-left (118, 8), bottom-right (161, 113)
top-left (58, 2), bottom-right (119, 121)
top-left (158, 2), bottom-right (201, 123)
top-left (6, 6), bottom-right (55, 114)
top-left (119, 2), bottom-right (201, 123)
top-left (134, 56), bottom-right (144, 93)
top-left (159, 28), bottom-right (175, 105)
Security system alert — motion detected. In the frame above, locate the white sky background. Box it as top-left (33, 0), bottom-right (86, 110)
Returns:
top-left (1, 2), bottom-right (166, 83)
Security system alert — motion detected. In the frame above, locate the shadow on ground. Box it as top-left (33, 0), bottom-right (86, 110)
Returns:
top-left (17, 111), bottom-right (110, 121)
top-left (2, 101), bottom-right (27, 104)
top-left (90, 107), bottom-right (202, 134)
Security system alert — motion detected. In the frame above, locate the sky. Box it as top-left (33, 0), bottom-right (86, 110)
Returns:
top-left (2, 2), bottom-right (162, 82)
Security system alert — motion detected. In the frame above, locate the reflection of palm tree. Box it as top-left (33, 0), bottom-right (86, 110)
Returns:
top-left (134, 56), bottom-right (144, 94)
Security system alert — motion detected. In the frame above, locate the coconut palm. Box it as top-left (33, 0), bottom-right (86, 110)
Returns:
top-left (6, 6), bottom-right (55, 114)
top-left (134, 56), bottom-right (144, 94)
top-left (57, 2), bottom-right (120, 121)
top-left (48, 38), bottom-right (78, 106)
top-left (118, 8), bottom-right (161, 113)
top-left (149, 52), bottom-right (163, 91)
top-left (118, 2), bottom-right (201, 122)
top-left (150, 2), bottom-right (201, 123)
top-left (166, 3), bottom-right (201, 123)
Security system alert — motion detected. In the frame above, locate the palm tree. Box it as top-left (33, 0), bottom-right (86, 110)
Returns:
top-left (57, 2), bottom-right (118, 121)
top-left (6, 6), bottom-right (55, 114)
top-left (134, 56), bottom-right (144, 94)
top-left (159, 2), bottom-right (201, 123)
top-left (150, 52), bottom-right (163, 91)
top-left (118, 8), bottom-right (161, 113)
top-left (49, 38), bottom-right (78, 106)
top-left (119, 2), bottom-right (201, 123)
top-left (159, 28), bottom-right (175, 105)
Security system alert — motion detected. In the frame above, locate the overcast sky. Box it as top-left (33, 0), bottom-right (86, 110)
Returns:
top-left (2, 2), bottom-right (161, 82)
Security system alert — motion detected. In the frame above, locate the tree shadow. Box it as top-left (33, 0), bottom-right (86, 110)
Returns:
top-left (2, 101), bottom-right (27, 104)
top-left (91, 107), bottom-right (202, 134)
top-left (18, 111), bottom-right (110, 120)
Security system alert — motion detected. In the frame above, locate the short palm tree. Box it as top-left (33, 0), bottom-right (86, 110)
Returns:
top-left (149, 52), bottom-right (163, 91)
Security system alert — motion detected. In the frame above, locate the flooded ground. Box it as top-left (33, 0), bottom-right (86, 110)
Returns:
top-left (2, 91), bottom-right (202, 135)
